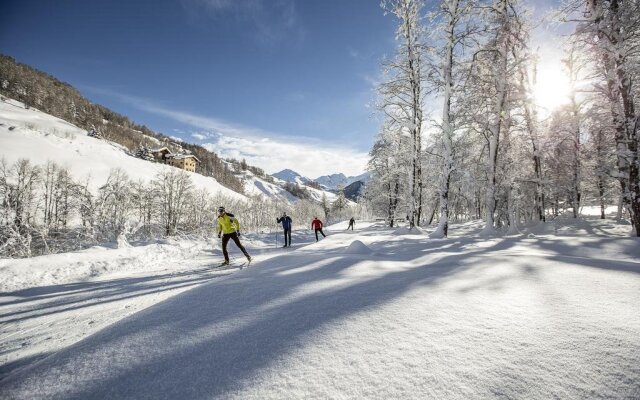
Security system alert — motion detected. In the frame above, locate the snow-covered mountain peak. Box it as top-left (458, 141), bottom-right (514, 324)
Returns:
top-left (315, 172), bottom-right (370, 190)
top-left (272, 169), bottom-right (311, 185)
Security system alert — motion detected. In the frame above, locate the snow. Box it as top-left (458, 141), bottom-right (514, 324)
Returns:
top-left (0, 230), bottom-right (320, 381)
top-left (343, 240), bottom-right (373, 255)
top-left (304, 183), bottom-right (339, 203)
top-left (1, 215), bottom-right (639, 398)
top-left (237, 170), bottom-right (299, 203)
top-left (272, 169), bottom-right (311, 186)
top-left (0, 99), bottom-right (245, 200)
top-left (393, 225), bottom-right (427, 235)
top-left (315, 172), bottom-right (370, 190)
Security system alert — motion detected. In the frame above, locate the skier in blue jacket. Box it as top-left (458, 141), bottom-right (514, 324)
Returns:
top-left (277, 212), bottom-right (293, 247)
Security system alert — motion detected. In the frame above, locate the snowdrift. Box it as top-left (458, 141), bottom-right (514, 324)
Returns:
top-left (393, 226), bottom-right (426, 235)
top-left (343, 240), bottom-right (373, 255)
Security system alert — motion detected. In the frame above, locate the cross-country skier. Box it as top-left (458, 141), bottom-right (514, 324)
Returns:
top-left (311, 217), bottom-right (326, 242)
top-left (217, 206), bottom-right (251, 265)
top-left (347, 217), bottom-right (355, 230)
top-left (276, 212), bottom-right (293, 247)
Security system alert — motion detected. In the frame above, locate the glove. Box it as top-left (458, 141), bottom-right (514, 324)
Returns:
top-left (237, 231), bottom-right (241, 237)
top-left (218, 233), bottom-right (221, 238)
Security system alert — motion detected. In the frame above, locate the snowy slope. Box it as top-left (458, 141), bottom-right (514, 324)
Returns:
top-left (2, 216), bottom-right (639, 399)
top-left (272, 168), bottom-right (311, 185)
top-left (269, 175), bottom-right (339, 203)
top-left (315, 171), bottom-right (370, 190)
top-left (236, 169), bottom-right (299, 202)
top-left (304, 183), bottom-right (339, 203)
top-left (234, 169), bottom-right (339, 204)
top-left (0, 99), bottom-right (246, 200)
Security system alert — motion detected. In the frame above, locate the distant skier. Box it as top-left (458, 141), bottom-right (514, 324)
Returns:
top-left (277, 212), bottom-right (293, 247)
top-left (217, 206), bottom-right (251, 265)
top-left (347, 217), bottom-right (355, 230)
top-left (311, 217), bottom-right (326, 242)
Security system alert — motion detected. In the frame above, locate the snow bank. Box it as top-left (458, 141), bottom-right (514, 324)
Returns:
top-left (343, 240), bottom-right (372, 255)
top-left (393, 225), bottom-right (426, 235)
top-left (0, 239), bottom-right (210, 292)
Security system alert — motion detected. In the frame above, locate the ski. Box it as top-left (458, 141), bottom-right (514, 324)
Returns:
top-left (213, 260), bottom-right (250, 270)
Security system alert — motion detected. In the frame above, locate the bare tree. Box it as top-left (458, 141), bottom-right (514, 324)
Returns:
top-left (155, 169), bottom-right (194, 236)
top-left (427, 0), bottom-right (478, 237)
top-left (380, 0), bottom-right (427, 226)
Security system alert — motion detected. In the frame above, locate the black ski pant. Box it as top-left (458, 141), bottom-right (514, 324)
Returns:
top-left (347, 223), bottom-right (354, 230)
top-left (222, 232), bottom-right (250, 262)
top-left (314, 228), bottom-right (326, 241)
top-left (283, 228), bottom-right (291, 246)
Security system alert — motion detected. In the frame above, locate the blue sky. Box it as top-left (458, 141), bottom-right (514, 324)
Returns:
top-left (0, 0), bottom-right (401, 177)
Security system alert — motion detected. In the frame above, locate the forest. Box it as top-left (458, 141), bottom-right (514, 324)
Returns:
top-left (364, 0), bottom-right (640, 236)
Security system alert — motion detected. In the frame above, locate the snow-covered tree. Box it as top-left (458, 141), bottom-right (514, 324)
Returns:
top-left (366, 119), bottom-right (407, 227)
top-left (566, 0), bottom-right (640, 234)
top-left (154, 169), bottom-right (194, 236)
top-left (134, 145), bottom-right (155, 162)
top-left (465, 0), bottom-right (527, 235)
top-left (380, 0), bottom-right (427, 226)
top-left (426, 0), bottom-right (478, 237)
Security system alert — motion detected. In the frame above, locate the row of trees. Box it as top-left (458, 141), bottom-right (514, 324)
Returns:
top-left (0, 159), bottom-right (359, 258)
top-left (366, 0), bottom-right (639, 236)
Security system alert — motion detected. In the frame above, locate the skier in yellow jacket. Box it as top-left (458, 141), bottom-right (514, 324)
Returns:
top-left (217, 206), bottom-right (251, 265)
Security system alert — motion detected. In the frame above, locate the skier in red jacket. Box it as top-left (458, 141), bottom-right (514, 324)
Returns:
top-left (311, 217), bottom-right (326, 242)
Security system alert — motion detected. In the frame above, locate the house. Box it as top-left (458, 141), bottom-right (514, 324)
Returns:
top-left (166, 154), bottom-right (200, 172)
top-left (151, 147), bottom-right (172, 163)
top-left (150, 147), bottom-right (200, 172)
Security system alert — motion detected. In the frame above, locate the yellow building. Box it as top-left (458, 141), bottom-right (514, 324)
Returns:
top-left (166, 154), bottom-right (200, 172)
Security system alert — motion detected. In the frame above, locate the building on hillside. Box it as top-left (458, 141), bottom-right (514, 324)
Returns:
top-left (166, 154), bottom-right (200, 172)
top-left (150, 147), bottom-right (200, 172)
top-left (151, 147), bottom-right (172, 163)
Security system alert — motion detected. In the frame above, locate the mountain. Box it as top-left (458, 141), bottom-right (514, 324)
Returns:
top-left (343, 180), bottom-right (366, 201)
top-left (315, 172), bottom-right (370, 190)
top-left (272, 169), bottom-right (312, 186)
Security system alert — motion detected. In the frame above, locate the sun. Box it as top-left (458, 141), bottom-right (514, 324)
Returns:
top-left (533, 65), bottom-right (571, 112)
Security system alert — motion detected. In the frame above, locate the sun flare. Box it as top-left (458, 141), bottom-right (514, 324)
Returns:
top-left (534, 65), bottom-right (571, 112)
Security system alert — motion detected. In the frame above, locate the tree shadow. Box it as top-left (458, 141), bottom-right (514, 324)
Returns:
top-left (0, 352), bottom-right (52, 382)
top-left (0, 270), bottom-right (228, 325)
top-left (529, 237), bottom-right (640, 274)
top-left (1, 237), bottom-right (517, 398)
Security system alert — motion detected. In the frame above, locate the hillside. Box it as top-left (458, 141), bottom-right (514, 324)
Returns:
top-left (0, 98), bottom-right (246, 199)
top-left (0, 54), bottom-right (243, 193)
top-left (343, 180), bottom-right (365, 201)
top-left (0, 55), bottom-right (348, 206)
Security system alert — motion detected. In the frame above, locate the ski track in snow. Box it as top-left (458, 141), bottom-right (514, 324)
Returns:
top-left (0, 218), bottom-right (639, 399)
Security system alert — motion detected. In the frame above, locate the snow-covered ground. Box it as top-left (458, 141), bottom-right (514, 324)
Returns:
top-left (0, 228), bottom-right (325, 380)
top-left (0, 98), bottom-right (245, 199)
top-left (1, 215), bottom-right (639, 398)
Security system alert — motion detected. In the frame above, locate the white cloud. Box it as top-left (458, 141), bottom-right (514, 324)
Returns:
top-left (191, 132), bottom-right (208, 140)
top-left (204, 136), bottom-right (368, 178)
